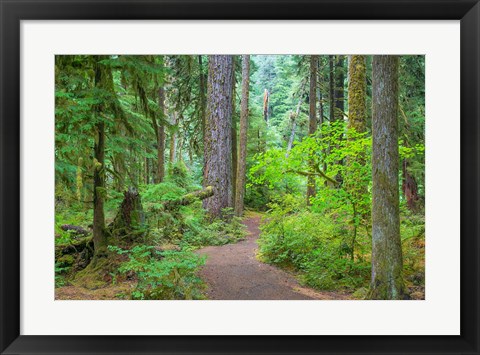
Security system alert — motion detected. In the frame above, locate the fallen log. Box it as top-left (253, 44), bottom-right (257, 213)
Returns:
top-left (162, 186), bottom-right (214, 210)
top-left (60, 224), bottom-right (90, 237)
top-left (55, 236), bottom-right (94, 271)
top-left (55, 237), bottom-right (93, 258)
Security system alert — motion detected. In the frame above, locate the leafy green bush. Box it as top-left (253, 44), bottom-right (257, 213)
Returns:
top-left (258, 196), bottom-right (370, 292)
top-left (109, 245), bottom-right (206, 300)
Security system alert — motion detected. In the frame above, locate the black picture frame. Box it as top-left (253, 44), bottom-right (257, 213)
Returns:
top-left (1, 0), bottom-right (479, 354)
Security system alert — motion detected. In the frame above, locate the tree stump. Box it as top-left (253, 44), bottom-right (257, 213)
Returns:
top-left (109, 187), bottom-right (146, 238)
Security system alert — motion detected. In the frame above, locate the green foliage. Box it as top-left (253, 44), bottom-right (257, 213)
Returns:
top-left (108, 245), bottom-right (206, 300)
top-left (257, 195), bottom-right (370, 291)
top-left (166, 161), bottom-right (193, 189)
top-left (258, 195), bottom-right (425, 294)
top-left (250, 121), bottom-right (372, 259)
top-left (55, 262), bottom-right (70, 288)
top-left (400, 207), bottom-right (425, 291)
top-left (54, 55), bottom-right (425, 300)
top-left (182, 208), bottom-right (247, 248)
top-left (55, 198), bottom-right (92, 244)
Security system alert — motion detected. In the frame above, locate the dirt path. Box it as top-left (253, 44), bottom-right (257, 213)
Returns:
top-left (196, 215), bottom-right (349, 300)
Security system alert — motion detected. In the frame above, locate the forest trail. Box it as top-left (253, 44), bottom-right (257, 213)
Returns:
top-left (196, 214), bottom-right (350, 300)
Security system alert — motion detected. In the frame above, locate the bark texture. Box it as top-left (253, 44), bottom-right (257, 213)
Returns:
top-left (333, 55), bottom-right (345, 183)
top-left (92, 57), bottom-right (108, 257)
top-left (370, 55), bottom-right (406, 300)
top-left (334, 55), bottom-right (345, 122)
top-left (285, 99), bottom-right (302, 157)
top-left (347, 55), bottom-right (368, 208)
top-left (329, 56), bottom-right (335, 123)
top-left (156, 86), bottom-right (166, 183)
top-left (169, 113), bottom-right (177, 165)
top-left (109, 188), bottom-right (145, 237)
top-left (235, 55), bottom-right (250, 216)
top-left (203, 55), bottom-right (234, 219)
top-left (348, 55), bottom-right (367, 133)
top-left (199, 55), bottom-right (207, 142)
top-left (263, 89), bottom-right (269, 122)
top-left (402, 159), bottom-right (419, 211)
top-left (231, 61), bottom-right (237, 201)
top-left (307, 55), bottom-right (318, 204)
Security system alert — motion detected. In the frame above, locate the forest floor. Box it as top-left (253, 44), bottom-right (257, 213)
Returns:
top-left (196, 214), bottom-right (351, 300)
top-left (55, 214), bottom-right (351, 300)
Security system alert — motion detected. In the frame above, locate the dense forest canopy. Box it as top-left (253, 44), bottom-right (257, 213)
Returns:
top-left (55, 54), bottom-right (425, 300)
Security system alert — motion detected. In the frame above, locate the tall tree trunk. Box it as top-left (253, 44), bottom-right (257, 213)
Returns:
top-left (334, 55), bottom-right (345, 122)
top-left (348, 55), bottom-right (367, 133)
top-left (199, 55), bottom-right (207, 142)
top-left (169, 112), bottom-right (177, 166)
top-left (235, 55), bottom-right (250, 216)
top-left (113, 125), bottom-right (126, 191)
top-left (319, 57), bottom-right (327, 174)
top-left (329, 55), bottom-right (335, 123)
top-left (402, 159), bottom-right (419, 211)
top-left (176, 122), bottom-right (184, 163)
top-left (231, 61), bottom-right (238, 201)
top-left (286, 99), bottom-right (302, 157)
top-left (307, 55), bottom-right (318, 205)
top-left (347, 55), bottom-right (368, 260)
top-left (92, 57), bottom-right (108, 258)
top-left (347, 55), bottom-right (367, 188)
top-left (145, 156), bottom-right (149, 184)
top-left (203, 55), bottom-right (234, 219)
top-left (156, 86), bottom-right (166, 183)
top-left (333, 55), bottom-right (345, 183)
top-left (318, 58), bottom-right (324, 128)
top-left (263, 89), bottom-right (269, 123)
top-left (370, 55), bottom-right (406, 300)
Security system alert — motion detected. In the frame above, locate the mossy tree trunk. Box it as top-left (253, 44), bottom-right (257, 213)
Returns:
top-left (329, 55), bottom-right (335, 123)
top-left (203, 55), bottom-right (234, 219)
top-left (347, 56), bottom-right (367, 211)
top-left (231, 60), bottom-right (238, 201)
top-left (156, 86), bottom-right (166, 183)
top-left (348, 55), bottom-right (367, 135)
top-left (307, 55), bottom-right (318, 205)
top-left (370, 55), bottom-right (407, 300)
top-left (346, 55), bottom-right (368, 260)
top-left (163, 186), bottom-right (214, 210)
top-left (333, 55), bottom-right (345, 183)
top-left (169, 112), bottom-right (177, 166)
top-left (334, 55), bottom-right (345, 122)
top-left (199, 55), bottom-right (207, 152)
top-left (92, 56), bottom-right (109, 258)
top-left (235, 55), bottom-right (250, 216)
top-left (402, 159), bottom-right (419, 211)
top-left (318, 57), bottom-right (327, 175)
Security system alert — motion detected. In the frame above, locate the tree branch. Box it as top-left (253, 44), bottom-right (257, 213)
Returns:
top-left (285, 169), bottom-right (339, 186)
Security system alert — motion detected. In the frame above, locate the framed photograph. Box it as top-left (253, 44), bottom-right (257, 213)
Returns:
top-left (1, 0), bottom-right (479, 354)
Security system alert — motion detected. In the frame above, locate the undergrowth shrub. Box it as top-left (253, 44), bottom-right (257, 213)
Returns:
top-left (182, 207), bottom-right (247, 247)
top-left (400, 206), bottom-right (425, 296)
top-left (258, 195), bottom-right (371, 292)
top-left (109, 245), bottom-right (206, 300)
top-left (55, 262), bottom-right (70, 287)
top-left (258, 195), bottom-right (425, 296)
